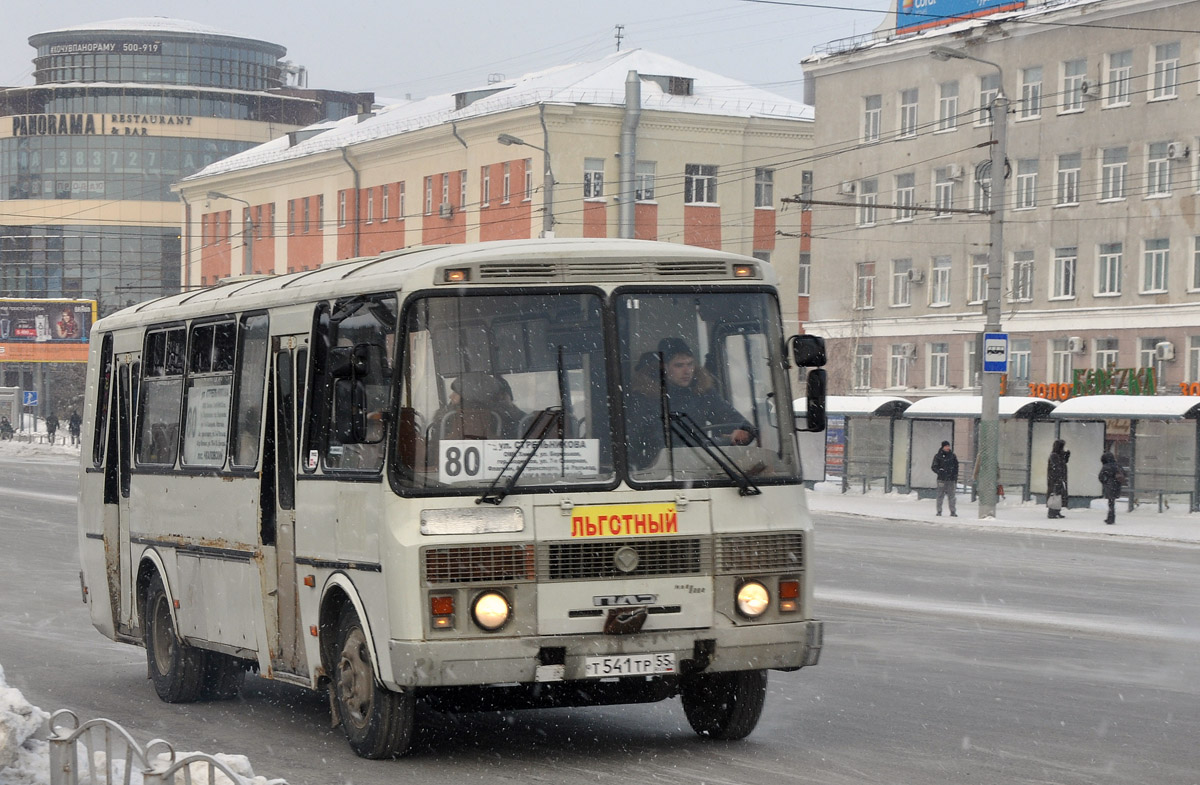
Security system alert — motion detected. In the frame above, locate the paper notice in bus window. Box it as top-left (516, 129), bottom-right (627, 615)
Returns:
top-left (182, 379), bottom-right (232, 466)
top-left (438, 439), bottom-right (600, 484)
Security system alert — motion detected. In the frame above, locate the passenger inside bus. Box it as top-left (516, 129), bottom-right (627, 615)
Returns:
top-left (430, 372), bottom-right (526, 441)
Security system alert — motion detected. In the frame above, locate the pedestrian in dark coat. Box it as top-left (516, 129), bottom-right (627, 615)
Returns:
top-left (68, 410), bottom-right (82, 445)
top-left (44, 412), bottom-right (59, 444)
top-left (1046, 438), bottom-right (1070, 518)
top-left (930, 440), bottom-right (959, 516)
top-left (1097, 451), bottom-right (1125, 525)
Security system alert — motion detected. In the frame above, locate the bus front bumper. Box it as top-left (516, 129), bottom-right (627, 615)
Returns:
top-left (385, 619), bottom-right (822, 688)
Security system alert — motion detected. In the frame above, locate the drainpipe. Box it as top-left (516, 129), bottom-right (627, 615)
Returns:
top-left (340, 147), bottom-right (361, 257)
top-left (618, 70), bottom-right (641, 239)
top-left (179, 192), bottom-right (191, 290)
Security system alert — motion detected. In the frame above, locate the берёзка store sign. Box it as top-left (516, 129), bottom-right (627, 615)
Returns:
top-left (0, 299), bottom-right (96, 363)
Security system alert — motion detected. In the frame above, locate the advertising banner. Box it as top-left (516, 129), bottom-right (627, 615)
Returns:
top-left (897, 0), bottom-right (1026, 35)
top-left (0, 299), bottom-right (96, 363)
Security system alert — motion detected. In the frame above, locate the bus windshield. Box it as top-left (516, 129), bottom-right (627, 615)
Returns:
top-left (616, 290), bottom-right (800, 485)
top-left (394, 291), bottom-right (614, 491)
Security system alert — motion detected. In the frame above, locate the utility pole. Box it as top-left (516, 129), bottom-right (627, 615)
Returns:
top-left (615, 24), bottom-right (625, 52)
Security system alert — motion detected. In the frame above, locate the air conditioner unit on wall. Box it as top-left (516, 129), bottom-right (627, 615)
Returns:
top-left (1155, 341), bottom-right (1176, 361)
top-left (1067, 336), bottom-right (1085, 354)
top-left (947, 163), bottom-right (964, 180)
top-left (1167, 141), bottom-right (1191, 160)
top-left (907, 268), bottom-right (925, 283)
top-left (900, 342), bottom-right (917, 360)
top-left (438, 201), bottom-right (453, 218)
top-left (1080, 79), bottom-right (1096, 96)
top-left (839, 181), bottom-right (857, 196)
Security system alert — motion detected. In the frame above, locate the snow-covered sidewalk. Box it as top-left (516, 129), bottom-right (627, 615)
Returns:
top-left (806, 481), bottom-right (1200, 544)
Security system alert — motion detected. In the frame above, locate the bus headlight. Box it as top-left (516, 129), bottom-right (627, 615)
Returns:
top-left (472, 591), bottom-right (511, 631)
top-left (736, 581), bottom-right (770, 618)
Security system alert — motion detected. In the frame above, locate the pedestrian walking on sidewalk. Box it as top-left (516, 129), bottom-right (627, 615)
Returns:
top-left (1098, 451), bottom-right (1125, 525)
top-left (931, 440), bottom-right (959, 517)
top-left (1047, 439), bottom-right (1070, 518)
top-left (44, 412), bottom-right (59, 445)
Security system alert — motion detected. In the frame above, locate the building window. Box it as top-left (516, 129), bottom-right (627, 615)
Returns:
top-left (854, 344), bottom-right (873, 390)
top-left (399, 182), bottom-right (406, 217)
top-left (1095, 338), bottom-right (1119, 370)
top-left (938, 81), bottom-right (959, 131)
top-left (425, 176), bottom-right (433, 214)
top-left (801, 170), bottom-right (814, 208)
top-left (855, 262), bottom-right (876, 309)
top-left (931, 256), bottom-right (951, 306)
top-left (1101, 147), bottom-right (1128, 200)
top-left (965, 342), bottom-right (978, 389)
top-left (969, 255), bottom-right (988, 304)
top-left (859, 178), bottom-right (877, 226)
top-left (441, 173), bottom-right (450, 210)
top-left (934, 168), bottom-right (954, 216)
top-left (460, 170), bottom-right (468, 209)
top-left (755, 168), bottom-right (775, 208)
top-left (1105, 50), bottom-right (1132, 106)
top-left (502, 162), bottom-right (511, 203)
top-left (1011, 339), bottom-right (1032, 386)
top-left (684, 164), bottom-right (717, 204)
top-left (584, 157), bottom-right (605, 199)
top-left (287, 200), bottom-right (295, 235)
top-left (1052, 247), bottom-right (1077, 299)
top-left (1189, 336), bottom-right (1200, 383)
top-left (798, 252), bottom-right (810, 296)
top-left (481, 166), bottom-right (491, 206)
top-left (303, 198), bottom-right (310, 233)
top-left (973, 168), bottom-right (991, 212)
top-left (863, 94), bottom-right (881, 143)
top-left (381, 185), bottom-right (390, 221)
top-left (1152, 42), bottom-right (1180, 100)
top-left (1012, 251), bottom-right (1034, 302)
top-left (1019, 66), bottom-right (1042, 119)
top-left (1147, 142), bottom-right (1171, 196)
top-left (1143, 238), bottom-right (1169, 293)
top-left (929, 343), bottom-right (949, 388)
top-left (889, 345), bottom-right (910, 388)
top-left (1015, 159), bottom-right (1038, 209)
top-left (1193, 236), bottom-right (1200, 291)
top-left (635, 161), bottom-right (656, 201)
top-left (1139, 337), bottom-right (1166, 391)
top-left (1050, 339), bottom-right (1073, 384)
top-left (366, 189), bottom-right (374, 224)
top-left (1056, 153), bottom-right (1081, 205)
top-left (318, 195), bottom-right (324, 231)
top-left (898, 88), bottom-right (918, 138)
top-left (977, 73), bottom-right (1000, 125)
top-left (523, 160), bottom-right (532, 200)
top-left (1061, 59), bottom-right (1086, 112)
top-left (1098, 242), bottom-right (1123, 295)
top-left (894, 173), bottom-right (915, 221)
top-left (892, 258), bottom-right (912, 307)
top-left (338, 192), bottom-right (346, 227)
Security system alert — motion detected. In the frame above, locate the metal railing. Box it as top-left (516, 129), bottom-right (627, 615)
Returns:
top-left (48, 709), bottom-right (287, 785)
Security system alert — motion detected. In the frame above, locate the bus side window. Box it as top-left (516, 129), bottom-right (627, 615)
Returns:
top-left (92, 333), bottom-right (113, 468)
top-left (137, 328), bottom-right (185, 466)
top-left (231, 313), bottom-right (269, 468)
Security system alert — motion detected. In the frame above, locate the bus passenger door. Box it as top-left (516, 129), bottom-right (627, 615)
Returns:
top-left (269, 336), bottom-right (308, 675)
top-left (105, 357), bottom-right (136, 636)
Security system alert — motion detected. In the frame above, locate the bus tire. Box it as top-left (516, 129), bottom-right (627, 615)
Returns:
top-left (680, 669), bottom-right (767, 740)
top-left (144, 572), bottom-right (206, 703)
top-left (333, 607), bottom-right (415, 758)
top-left (201, 653), bottom-right (246, 700)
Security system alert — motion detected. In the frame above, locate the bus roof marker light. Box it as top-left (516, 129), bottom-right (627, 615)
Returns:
top-left (733, 263), bottom-right (755, 278)
top-left (444, 268), bottom-right (470, 283)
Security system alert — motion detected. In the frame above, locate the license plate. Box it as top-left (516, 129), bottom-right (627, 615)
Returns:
top-left (583, 652), bottom-right (676, 677)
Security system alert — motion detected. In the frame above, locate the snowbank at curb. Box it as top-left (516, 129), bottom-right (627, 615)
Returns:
top-left (0, 663), bottom-right (50, 780)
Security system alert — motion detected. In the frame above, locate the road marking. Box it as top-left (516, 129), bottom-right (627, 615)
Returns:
top-left (0, 486), bottom-right (77, 505)
top-left (816, 588), bottom-right (1200, 644)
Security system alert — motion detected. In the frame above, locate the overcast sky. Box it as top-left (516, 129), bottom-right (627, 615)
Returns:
top-left (1, 0), bottom-right (889, 105)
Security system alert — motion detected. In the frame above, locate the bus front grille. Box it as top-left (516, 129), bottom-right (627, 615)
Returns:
top-left (715, 533), bottom-right (804, 575)
top-left (423, 544), bottom-right (535, 584)
top-left (539, 537), bottom-right (708, 581)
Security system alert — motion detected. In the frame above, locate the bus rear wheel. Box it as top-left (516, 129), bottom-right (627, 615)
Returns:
top-left (144, 572), bottom-right (206, 703)
top-left (333, 607), bottom-right (416, 758)
top-left (680, 669), bottom-right (767, 740)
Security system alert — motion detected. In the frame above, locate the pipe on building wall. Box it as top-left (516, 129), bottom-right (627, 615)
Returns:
top-left (179, 192), bottom-right (191, 290)
top-left (618, 70), bottom-right (641, 239)
top-left (451, 122), bottom-right (468, 148)
top-left (340, 147), bottom-right (361, 257)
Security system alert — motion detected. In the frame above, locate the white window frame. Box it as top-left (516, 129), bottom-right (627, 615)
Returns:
top-left (892, 258), bottom-right (912, 307)
top-left (854, 344), bottom-right (873, 390)
top-left (798, 252), bottom-right (811, 296)
top-left (523, 159), bottom-right (533, 201)
top-left (1192, 236), bottom-right (1200, 291)
top-left (1188, 336), bottom-right (1200, 384)
top-left (584, 157), bottom-right (605, 199)
top-left (1105, 50), bottom-right (1132, 107)
top-left (441, 173), bottom-right (450, 211)
top-left (937, 81), bottom-right (959, 132)
top-left (977, 73), bottom-right (1000, 125)
top-left (1056, 153), bottom-right (1081, 206)
top-left (684, 163), bottom-right (718, 204)
top-left (931, 256), bottom-right (951, 306)
top-left (481, 166), bottom-right (491, 207)
top-left (898, 88), bottom-right (918, 139)
top-left (381, 185), bottom-right (390, 222)
top-left (1015, 159), bottom-right (1038, 210)
top-left (863, 94), bottom-right (882, 143)
top-left (894, 173), bottom-right (915, 221)
top-left (1019, 66), bottom-right (1042, 119)
top-left (424, 176), bottom-right (433, 215)
top-left (1147, 142), bottom-right (1171, 196)
top-left (934, 168), bottom-right (954, 216)
top-left (928, 343), bottom-right (949, 388)
top-left (1052, 248), bottom-right (1077, 300)
top-left (399, 182), bottom-right (406, 217)
top-left (1101, 147), bottom-right (1127, 201)
top-left (964, 342), bottom-right (979, 390)
top-left (635, 161), bottom-right (656, 201)
top-left (1142, 238), bottom-right (1169, 293)
top-left (859, 178), bottom-right (877, 226)
top-left (366, 188), bottom-right (374, 224)
top-left (856, 261), bottom-right (876, 309)
top-left (969, 255), bottom-right (987, 304)
top-left (1011, 251), bottom-right (1034, 302)
top-left (1094, 338), bottom-right (1119, 371)
top-left (755, 168), bottom-right (775, 208)
top-left (1097, 242), bottom-right (1123, 296)
top-left (502, 162), bottom-right (511, 203)
top-left (1050, 339), bottom-right (1073, 384)
top-left (1151, 42), bottom-right (1180, 100)
top-left (1061, 59), bottom-right (1086, 113)
top-left (1011, 339), bottom-right (1032, 384)
top-left (973, 168), bottom-right (991, 213)
top-left (338, 191), bottom-right (346, 227)
top-left (889, 345), bottom-right (909, 388)
top-left (460, 170), bottom-right (468, 209)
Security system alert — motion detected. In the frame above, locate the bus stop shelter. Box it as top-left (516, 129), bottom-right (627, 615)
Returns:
top-left (1050, 395), bottom-right (1200, 512)
top-left (794, 395), bottom-right (911, 489)
top-left (900, 396), bottom-right (1056, 500)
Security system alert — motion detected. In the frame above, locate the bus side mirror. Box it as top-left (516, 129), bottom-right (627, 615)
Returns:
top-left (790, 335), bottom-right (827, 368)
top-left (804, 369), bottom-right (827, 433)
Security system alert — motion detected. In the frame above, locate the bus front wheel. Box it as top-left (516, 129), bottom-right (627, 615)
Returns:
top-left (143, 572), bottom-right (206, 703)
top-left (680, 669), bottom-right (767, 740)
top-left (333, 607), bottom-right (416, 758)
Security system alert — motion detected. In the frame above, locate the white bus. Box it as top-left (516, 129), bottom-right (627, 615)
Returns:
top-left (77, 238), bottom-right (827, 758)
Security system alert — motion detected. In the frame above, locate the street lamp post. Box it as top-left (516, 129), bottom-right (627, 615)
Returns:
top-left (930, 46), bottom-right (1007, 518)
top-left (207, 191), bottom-right (254, 276)
top-left (497, 133), bottom-right (555, 237)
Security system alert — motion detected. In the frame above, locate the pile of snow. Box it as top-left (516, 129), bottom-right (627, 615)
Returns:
top-left (0, 663), bottom-right (284, 785)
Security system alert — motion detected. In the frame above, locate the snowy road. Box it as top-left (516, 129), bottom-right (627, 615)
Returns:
top-left (1, 456), bottom-right (1198, 784)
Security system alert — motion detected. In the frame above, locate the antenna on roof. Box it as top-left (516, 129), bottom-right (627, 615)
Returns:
top-left (614, 24), bottom-right (625, 52)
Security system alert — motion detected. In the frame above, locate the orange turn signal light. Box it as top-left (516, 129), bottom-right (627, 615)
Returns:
top-left (444, 268), bottom-right (470, 283)
top-left (779, 579), bottom-right (800, 600)
top-left (431, 595), bottom-right (455, 616)
top-left (733, 263), bottom-right (755, 278)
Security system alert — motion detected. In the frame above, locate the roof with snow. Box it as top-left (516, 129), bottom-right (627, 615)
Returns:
top-left (182, 48), bottom-right (812, 182)
top-left (1049, 395), bottom-right (1200, 420)
top-left (902, 396), bottom-right (1056, 419)
top-left (29, 17), bottom-right (284, 51)
top-left (794, 395), bottom-right (912, 417)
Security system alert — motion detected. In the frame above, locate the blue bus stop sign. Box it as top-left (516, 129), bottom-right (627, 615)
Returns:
top-left (22, 391), bottom-right (37, 406)
top-left (983, 333), bottom-right (1008, 374)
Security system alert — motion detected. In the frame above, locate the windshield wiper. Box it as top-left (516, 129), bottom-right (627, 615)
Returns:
top-left (668, 412), bottom-right (761, 496)
top-left (476, 407), bottom-right (564, 505)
